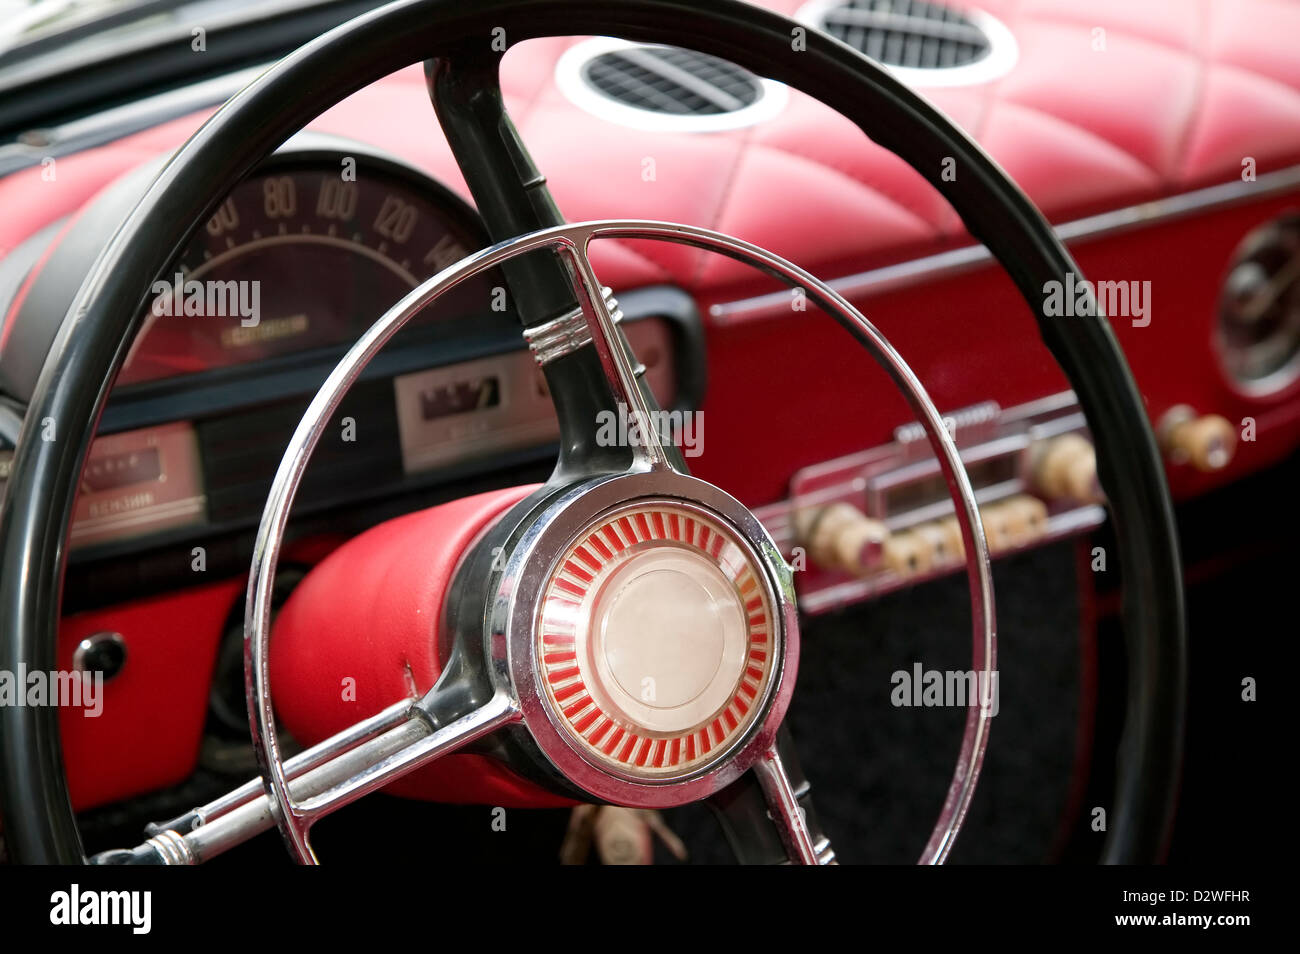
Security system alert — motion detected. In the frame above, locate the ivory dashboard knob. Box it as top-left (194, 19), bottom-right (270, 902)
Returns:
top-left (935, 515), bottom-right (967, 561)
top-left (913, 520), bottom-right (961, 566)
top-left (1160, 407), bottom-right (1236, 472)
top-left (980, 502), bottom-right (1015, 553)
top-left (882, 530), bottom-right (932, 576)
top-left (796, 502), bottom-right (889, 576)
top-left (999, 495), bottom-right (1049, 545)
top-left (1033, 432), bottom-right (1102, 504)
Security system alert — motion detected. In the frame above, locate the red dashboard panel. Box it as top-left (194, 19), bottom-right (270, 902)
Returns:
top-left (690, 189), bottom-right (1300, 505)
top-left (1, 0), bottom-right (1298, 814)
top-left (56, 579), bottom-right (241, 809)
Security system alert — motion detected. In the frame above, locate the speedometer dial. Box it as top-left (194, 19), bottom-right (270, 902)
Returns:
top-left (117, 149), bottom-right (491, 386)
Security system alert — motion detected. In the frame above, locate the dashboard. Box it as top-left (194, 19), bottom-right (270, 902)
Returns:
top-left (0, 0), bottom-right (1294, 865)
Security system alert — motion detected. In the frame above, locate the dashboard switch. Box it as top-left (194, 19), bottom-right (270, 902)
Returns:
top-left (1158, 406), bottom-right (1236, 472)
top-left (998, 495), bottom-right (1049, 546)
top-left (883, 530), bottom-right (932, 576)
top-left (1032, 432), bottom-right (1102, 504)
top-left (73, 631), bottom-right (127, 682)
top-left (913, 520), bottom-right (962, 566)
top-left (796, 502), bottom-right (890, 576)
top-left (980, 501), bottom-right (1016, 553)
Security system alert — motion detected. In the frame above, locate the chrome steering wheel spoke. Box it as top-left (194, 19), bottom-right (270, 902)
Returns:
top-left (751, 744), bottom-right (822, 865)
top-left (92, 692), bottom-right (517, 865)
top-left (426, 49), bottom-right (677, 479)
top-left (556, 241), bottom-right (674, 474)
top-left (708, 726), bottom-right (834, 865)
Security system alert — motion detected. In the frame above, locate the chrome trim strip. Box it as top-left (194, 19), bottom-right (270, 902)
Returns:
top-left (709, 164), bottom-right (1300, 324)
top-left (67, 495), bottom-right (206, 540)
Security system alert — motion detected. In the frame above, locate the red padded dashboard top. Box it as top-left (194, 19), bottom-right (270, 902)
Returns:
top-left (2, 0), bottom-right (1299, 296)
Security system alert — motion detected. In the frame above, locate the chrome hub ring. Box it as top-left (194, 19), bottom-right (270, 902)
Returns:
top-left (538, 499), bottom-right (780, 779)
top-left (493, 469), bottom-right (800, 808)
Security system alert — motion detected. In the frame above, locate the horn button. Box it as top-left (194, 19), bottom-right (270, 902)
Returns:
top-left (537, 503), bottom-right (778, 779)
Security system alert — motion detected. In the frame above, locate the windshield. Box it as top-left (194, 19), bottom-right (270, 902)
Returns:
top-left (0, 0), bottom-right (388, 138)
top-left (0, 0), bottom-right (314, 67)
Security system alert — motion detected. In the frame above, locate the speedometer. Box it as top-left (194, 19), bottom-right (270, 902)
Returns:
top-left (117, 145), bottom-right (492, 386)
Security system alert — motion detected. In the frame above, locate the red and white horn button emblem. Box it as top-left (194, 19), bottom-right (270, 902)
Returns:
top-left (537, 502), bottom-right (779, 779)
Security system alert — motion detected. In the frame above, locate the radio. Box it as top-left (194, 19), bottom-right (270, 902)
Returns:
top-left (753, 391), bottom-right (1107, 614)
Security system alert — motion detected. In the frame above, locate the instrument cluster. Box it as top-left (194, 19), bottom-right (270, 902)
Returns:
top-left (66, 146), bottom-right (686, 554)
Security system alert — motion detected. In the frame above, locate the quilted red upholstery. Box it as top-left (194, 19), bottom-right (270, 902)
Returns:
top-left (502, 0), bottom-right (1300, 294)
top-left (3, 0), bottom-right (1298, 302)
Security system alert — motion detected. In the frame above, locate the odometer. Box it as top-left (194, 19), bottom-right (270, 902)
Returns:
top-left (117, 150), bottom-right (491, 386)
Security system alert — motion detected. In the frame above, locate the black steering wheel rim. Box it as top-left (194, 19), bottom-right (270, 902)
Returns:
top-left (0, 0), bottom-right (1185, 864)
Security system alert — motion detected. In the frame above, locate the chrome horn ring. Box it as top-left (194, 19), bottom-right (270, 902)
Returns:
top-left (245, 219), bottom-right (996, 864)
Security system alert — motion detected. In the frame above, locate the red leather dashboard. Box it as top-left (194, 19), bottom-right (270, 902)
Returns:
top-left (3, 0), bottom-right (1298, 812)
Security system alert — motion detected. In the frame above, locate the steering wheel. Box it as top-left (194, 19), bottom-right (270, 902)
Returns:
top-left (0, 0), bottom-right (1186, 865)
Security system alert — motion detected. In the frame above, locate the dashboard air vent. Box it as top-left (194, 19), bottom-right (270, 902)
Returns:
top-left (555, 39), bottom-right (788, 132)
top-left (799, 0), bottom-right (1018, 86)
top-left (583, 46), bottom-right (763, 116)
